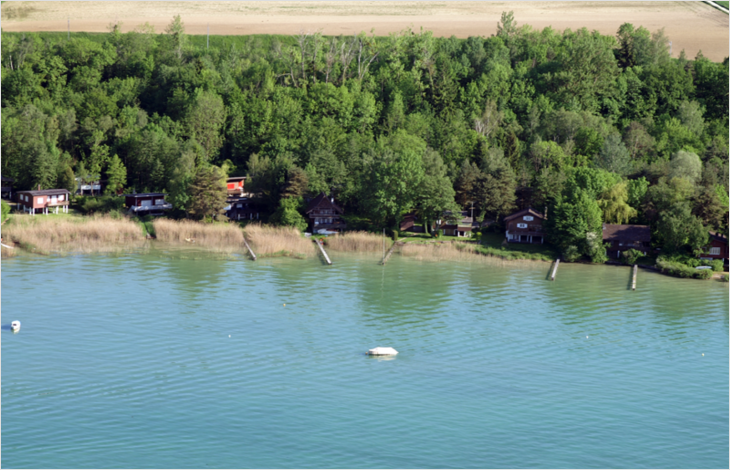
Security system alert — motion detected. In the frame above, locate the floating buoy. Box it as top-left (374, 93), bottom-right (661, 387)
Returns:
top-left (367, 347), bottom-right (398, 356)
top-left (702, 353), bottom-right (704, 356)
top-left (11, 321), bottom-right (21, 332)
top-left (229, 335), bottom-right (231, 338)
top-left (283, 304), bottom-right (286, 306)
top-left (586, 336), bottom-right (589, 339)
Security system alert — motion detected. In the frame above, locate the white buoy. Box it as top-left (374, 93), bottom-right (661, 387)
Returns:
top-left (367, 347), bottom-right (398, 356)
top-left (11, 321), bottom-right (21, 332)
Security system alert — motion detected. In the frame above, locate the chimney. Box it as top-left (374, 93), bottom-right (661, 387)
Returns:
top-left (38, 184), bottom-right (41, 191)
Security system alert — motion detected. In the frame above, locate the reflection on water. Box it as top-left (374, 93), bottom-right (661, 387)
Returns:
top-left (2, 252), bottom-right (727, 469)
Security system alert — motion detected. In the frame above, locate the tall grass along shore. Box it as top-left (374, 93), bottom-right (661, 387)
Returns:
top-left (153, 218), bottom-right (245, 253)
top-left (2, 215), bottom-right (146, 255)
top-left (325, 231), bottom-right (387, 253)
top-left (244, 224), bottom-right (315, 258)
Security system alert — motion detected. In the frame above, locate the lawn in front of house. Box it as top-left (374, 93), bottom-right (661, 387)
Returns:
top-left (480, 232), bottom-right (559, 259)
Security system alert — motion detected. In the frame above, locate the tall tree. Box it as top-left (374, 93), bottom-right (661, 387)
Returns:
top-left (187, 166), bottom-right (228, 220)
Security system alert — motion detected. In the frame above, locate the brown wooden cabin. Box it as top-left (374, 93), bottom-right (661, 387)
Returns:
top-left (306, 193), bottom-right (346, 233)
top-left (602, 224), bottom-right (651, 259)
top-left (505, 208), bottom-right (545, 244)
top-left (400, 213), bottom-right (425, 233)
top-left (124, 193), bottom-right (172, 215)
top-left (225, 196), bottom-right (261, 221)
top-left (16, 189), bottom-right (70, 215)
top-left (700, 231), bottom-right (728, 263)
top-left (1, 176), bottom-right (14, 199)
top-left (227, 177), bottom-right (246, 197)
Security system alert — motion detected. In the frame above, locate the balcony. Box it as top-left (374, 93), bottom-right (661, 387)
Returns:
top-left (131, 203), bottom-right (172, 212)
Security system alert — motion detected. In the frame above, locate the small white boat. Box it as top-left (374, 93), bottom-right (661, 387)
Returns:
top-left (11, 321), bottom-right (21, 332)
top-left (367, 347), bottom-right (398, 356)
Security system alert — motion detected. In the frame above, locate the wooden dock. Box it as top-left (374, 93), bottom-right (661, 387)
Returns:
top-left (315, 239), bottom-right (332, 265)
top-left (631, 264), bottom-right (638, 290)
top-left (550, 259), bottom-right (560, 281)
top-left (242, 237), bottom-right (256, 261)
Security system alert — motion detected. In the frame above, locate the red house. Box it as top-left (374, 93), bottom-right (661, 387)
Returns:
top-left (227, 177), bottom-right (246, 197)
top-left (306, 193), bottom-right (346, 233)
top-left (700, 231), bottom-right (728, 263)
top-left (124, 193), bottom-right (172, 214)
top-left (16, 189), bottom-right (70, 215)
top-left (505, 208), bottom-right (545, 244)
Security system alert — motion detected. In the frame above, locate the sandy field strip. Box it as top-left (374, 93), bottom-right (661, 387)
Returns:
top-left (1, 1), bottom-right (727, 61)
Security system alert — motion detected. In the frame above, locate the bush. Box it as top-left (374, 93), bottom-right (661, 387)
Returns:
top-left (563, 245), bottom-right (581, 262)
top-left (710, 259), bottom-right (724, 272)
top-left (656, 256), bottom-right (713, 280)
top-left (391, 229), bottom-right (399, 241)
top-left (1, 200), bottom-right (10, 223)
top-left (621, 248), bottom-right (643, 265)
top-left (76, 195), bottom-right (124, 215)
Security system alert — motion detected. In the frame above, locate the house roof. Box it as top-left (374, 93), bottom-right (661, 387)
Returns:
top-left (306, 193), bottom-right (343, 214)
top-left (1, 176), bottom-right (14, 182)
top-left (709, 231), bottom-right (728, 243)
top-left (17, 189), bottom-right (69, 196)
top-left (504, 208), bottom-right (545, 222)
top-left (602, 224), bottom-right (651, 242)
top-left (227, 177), bottom-right (246, 182)
top-left (123, 193), bottom-right (167, 198)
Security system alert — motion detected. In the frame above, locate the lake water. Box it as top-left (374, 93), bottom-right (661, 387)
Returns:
top-left (2, 249), bottom-right (728, 468)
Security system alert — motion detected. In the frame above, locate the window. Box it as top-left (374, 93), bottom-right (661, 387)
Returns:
top-left (37, 197), bottom-right (44, 204)
top-left (516, 223), bottom-right (527, 229)
top-left (523, 216), bottom-right (534, 221)
top-left (709, 247), bottom-right (721, 255)
top-left (155, 199), bottom-right (165, 205)
top-left (58, 195), bottom-right (64, 201)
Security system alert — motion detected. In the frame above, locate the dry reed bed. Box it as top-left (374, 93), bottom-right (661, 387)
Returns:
top-left (2, 215), bottom-right (145, 254)
top-left (399, 242), bottom-right (543, 267)
top-left (244, 224), bottom-right (315, 258)
top-left (153, 218), bottom-right (245, 252)
top-left (325, 231), bottom-right (387, 252)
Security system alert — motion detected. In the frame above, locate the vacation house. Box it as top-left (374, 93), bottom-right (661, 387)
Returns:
top-left (1, 176), bottom-right (14, 199)
top-left (504, 208), bottom-right (545, 244)
top-left (306, 193), bottom-right (346, 233)
top-left (400, 213), bottom-right (425, 233)
top-left (440, 211), bottom-right (473, 237)
top-left (16, 189), bottom-right (70, 215)
top-left (700, 231), bottom-right (728, 264)
top-left (602, 224), bottom-right (651, 259)
top-left (227, 177), bottom-right (246, 197)
top-left (75, 177), bottom-right (104, 195)
top-left (124, 193), bottom-right (172, 215)
top-left (225, 196), bottom-right (261, 221)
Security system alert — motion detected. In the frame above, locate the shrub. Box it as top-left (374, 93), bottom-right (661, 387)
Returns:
top-left (391, 229), bottom-right (399, 241)
top-left (656, 256), bottom-right (713, 280)
top-left (1, 200), bottom-right (10, 223)
top-left (621, 248), bottom-right (643, 265)
top-left (76, 196), bottom-right (124, 215)
top-left (710, 259), bottom-right (724, 272)
top-left (563, 245), bottom-right (581, 262)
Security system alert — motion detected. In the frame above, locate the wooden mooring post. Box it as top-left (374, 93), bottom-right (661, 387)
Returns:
top-left (380, 241), bottom-right (399, 265)
top-left (550, 259), bottom-right (560, 281)
top-left (631, 264), bottom-right (638, 291)
top-left (242, 238), bottom-right (257, 261)
top-left (315, 239), bottom-right (332, 265)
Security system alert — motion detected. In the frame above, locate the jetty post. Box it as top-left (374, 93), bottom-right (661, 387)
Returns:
top-left (550, 259), bottom-right (560, 281)
top-left (631, 264), bottom-right (638, 290)
top-left (380, 241), bottom-right (399, 265)
top-left (315, 238), bottom-right (332, 265)
top-left (242, 237), bottom-right (257, 261)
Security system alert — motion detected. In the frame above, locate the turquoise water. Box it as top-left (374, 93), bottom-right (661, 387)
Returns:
top-left (2, 250), bottom-right (728, 468)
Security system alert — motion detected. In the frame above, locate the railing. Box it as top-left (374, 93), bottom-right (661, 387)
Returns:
top-left (47, 200), bottom-right (69, 206)
top-left (131, 203), bottom-right (173, 212)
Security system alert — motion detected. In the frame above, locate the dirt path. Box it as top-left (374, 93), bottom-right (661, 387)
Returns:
top-left (2, 1), bottom-right (728, 60)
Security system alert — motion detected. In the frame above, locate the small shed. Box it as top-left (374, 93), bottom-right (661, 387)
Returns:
top-left (124, 193), bottom-right (172, 214)
top-left (16, 189), bottom-right (70, 215)
top-left (602, 224), bottom-right (651, 259)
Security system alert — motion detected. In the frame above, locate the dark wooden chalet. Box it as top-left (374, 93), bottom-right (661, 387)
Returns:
top-left (75, 177), bottom-right (104, 195)
top-left (16, 189), bottom-right (70, 215)
top-left (124, 193), bottom-right (172, 214)
top-left (306, 193), bottom-right (346, 233)
top-left (602, 224), bottom-right (651, 259)
top-left (440, 211), bottom-right (473, 237)
top-left (700, 231), bottom-right (728, 263)
top-left (225, 196), bottom-right (261, 221)
top-left (504, 208), bottom-right (545, 244)
top-left (400, 213), bottom-right (425, 233)
top-left (1, 176), bottom-right (14, 199)
top-left (227, 177), bottom-right (246, 197)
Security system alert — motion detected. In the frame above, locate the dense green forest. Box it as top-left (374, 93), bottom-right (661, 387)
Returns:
top-left (2, 13), bottom-right (728, 260)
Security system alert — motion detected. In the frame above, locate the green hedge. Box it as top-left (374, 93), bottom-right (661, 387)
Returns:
top-left (656, 256), bottom-right (713, 280)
